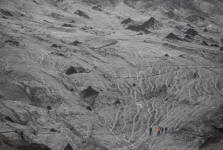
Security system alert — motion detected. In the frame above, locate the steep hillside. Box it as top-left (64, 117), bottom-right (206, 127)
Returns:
top-left (0, 0), bottom-right (223, 150)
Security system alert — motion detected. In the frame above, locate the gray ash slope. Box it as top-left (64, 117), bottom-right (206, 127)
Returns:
top-left (0, 0), bottom-right (223, 150)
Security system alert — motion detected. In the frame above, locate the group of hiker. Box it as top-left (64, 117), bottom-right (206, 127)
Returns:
top-left (149, 127), bottom-right (168, 136)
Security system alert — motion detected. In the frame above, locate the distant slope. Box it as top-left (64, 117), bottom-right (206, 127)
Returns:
top-left (0, 0), bottom-right (223, 150)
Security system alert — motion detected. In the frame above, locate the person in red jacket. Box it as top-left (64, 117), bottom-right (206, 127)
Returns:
top-left (157, 127), bottom-right (161, 135)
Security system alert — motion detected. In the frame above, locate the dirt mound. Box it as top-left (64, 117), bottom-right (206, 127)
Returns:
top-left (165, 33), bottom-right (182, 41)
top-left (121, 18), bottom-right (134, 25)
top-left (126, 24), bottom-right (151, 34)
top-left (141, 17), bottom-right (162, 30)
top-left (184, 28), bottom-right (198, 37)
top-left (125, 17), bottom-right (161, 33)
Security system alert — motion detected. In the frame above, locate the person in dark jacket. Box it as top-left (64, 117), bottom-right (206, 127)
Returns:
top-left (160, 127), bottom-right (164, 134)
top-left (164, 127), bottom-right (168, 134)
top-left (149, 127), bottom-right (152, 136)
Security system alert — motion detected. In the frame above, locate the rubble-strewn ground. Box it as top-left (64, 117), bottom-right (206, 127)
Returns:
top-left (0, 0), bottom-right (223, 150)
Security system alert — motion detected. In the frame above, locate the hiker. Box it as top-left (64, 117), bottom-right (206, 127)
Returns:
top-left (164, 127), bottom-right (168, 134)
top-left (160, 127), bottom-right (164, 134)
top-left (157, 127), bottom-right (161, 135)
top-left (149, 127), bottom-right (152, 136)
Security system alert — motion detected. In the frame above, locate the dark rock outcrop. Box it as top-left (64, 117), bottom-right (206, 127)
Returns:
top-left (64, 143), bottom-right (72, 150)
top-left (74, 10), bottom-right (90, 19)
top-left (50, 52), bottom-right (66, 57)
top-left (80, 86), bottom-right (99, 99)
top-left (210, 44), bottom-right (219, 47)
top-left (51, 44), bottom-right (62, 49)
top-left (17, 143), bottom-right (52, 150)
top-left (126, 25), bottom-right (151, 34)
top-left (4, 116), bottom-right (15, 123)
top-left (186, 15), bottom-right (205, 23)
top-left (86, 106), bottom-right (92, 111)
top-left (92, 5), bottom-right (102, 11)
top-left (50, 128), bottom-right (57, 132)
top-left (65, 66), bottom-right (89, 75)
top-left (5, 40), bottom-right (20, 46)
top-left (184, 34), bottom-right (193, 40)
top-left (80, 86), bottom-right (99, 106)
top-left (62, 23), bottom-right (74, 27)
top-left (165, 10), bottom-right (175, 19)
top-left (202, 41), bottom-right (209, 46)
top-left (0, 135), bottom-right (52, 150)
top-left (0, 9), bottom-right (13, 17)
top-left (203, 28), bottom-right (208, 32)
top-left (69, 40), bottom-right (82, 46)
